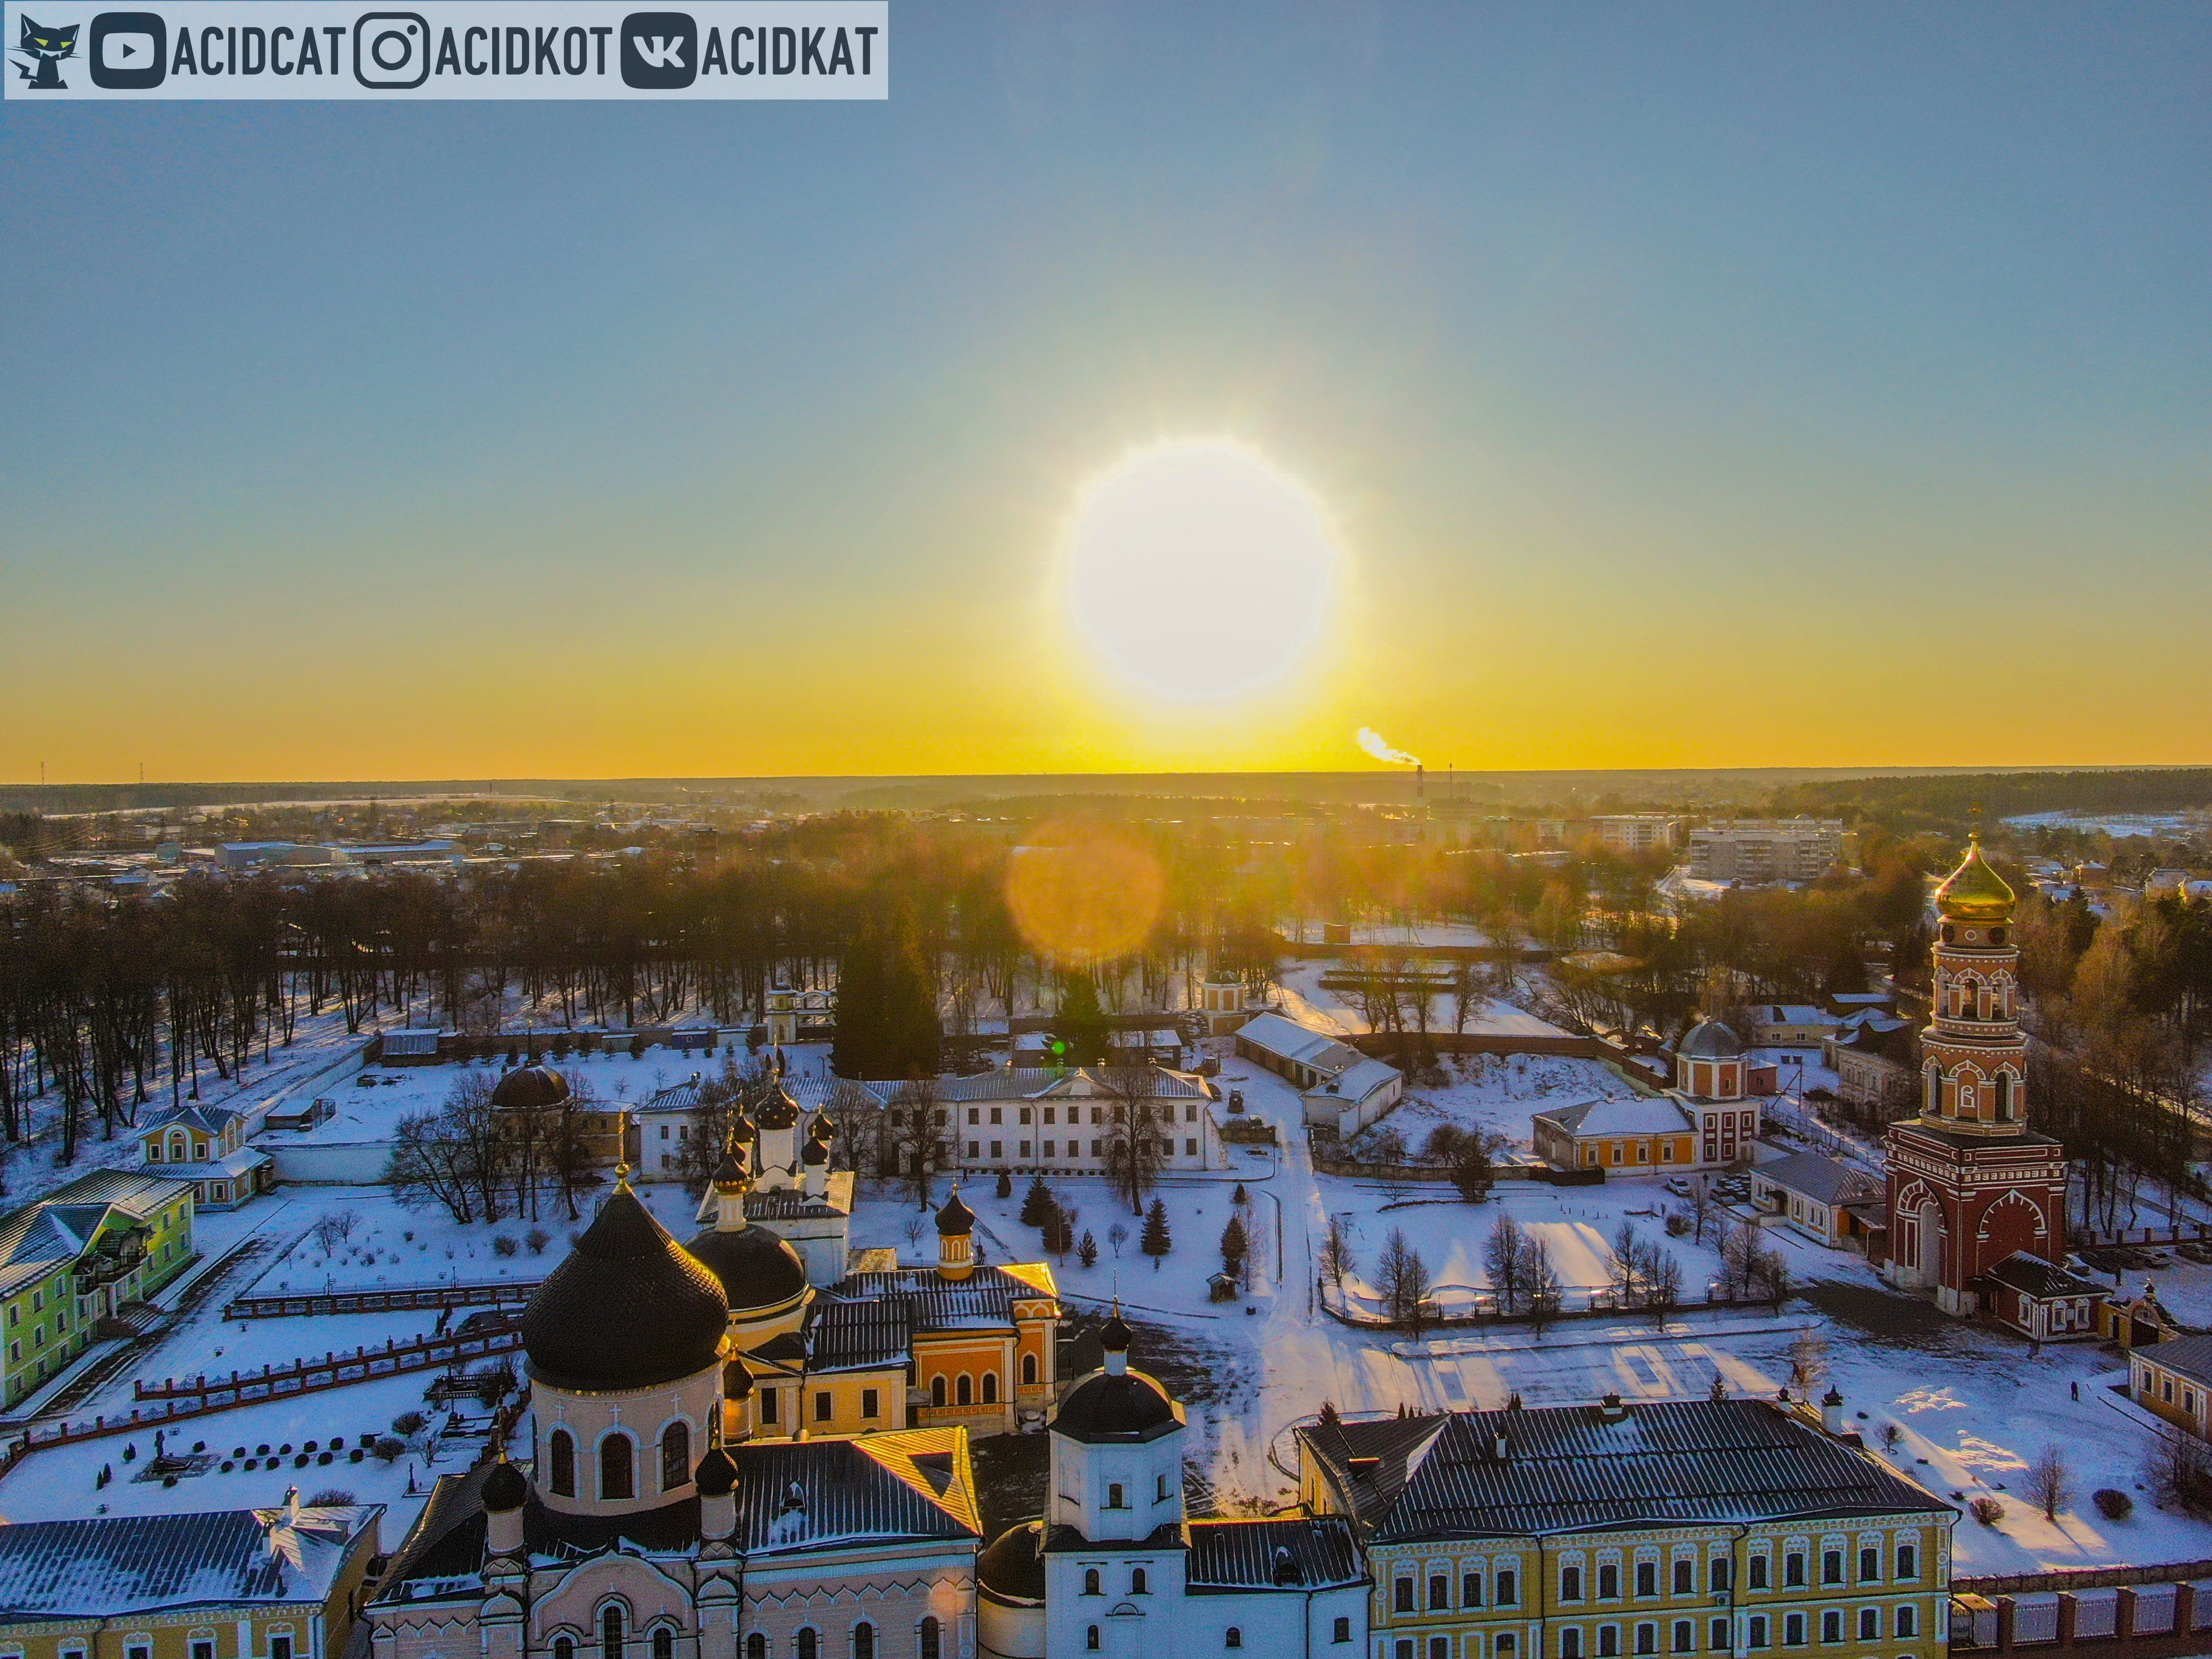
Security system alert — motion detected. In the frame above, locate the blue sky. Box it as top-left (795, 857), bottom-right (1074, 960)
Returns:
top-left (4, 3), bottom-right (2208, 779)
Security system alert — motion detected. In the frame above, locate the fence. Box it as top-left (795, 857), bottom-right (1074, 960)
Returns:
top-left (1952, 1563), bottom-right (2212, 1655)
top-left (2073, 1224), bottom-right (2212, 1249)
top-left (226, 1278), bottom-right (544, 1319)
top-left (134, 1322), bottom-right (521, 1410)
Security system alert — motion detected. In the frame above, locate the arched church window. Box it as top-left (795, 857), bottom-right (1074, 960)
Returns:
top-left (853, 1624), bottom-right (875, 1659)
top-left (1084, 1568), bottom-right (1102, 1595)
top-left (555, 1638), bottom-right (575, 1659)
top-left (651, 1630), bottom-right (672, 1659)
top-left (1022, 1353), bottom-right (1039, 1385)
top-left (745, 1638), bottom-right (765, 1659)
top-left (795, 1631), bottom-right (816, 1659)
top-left (931, 1375), bottom-right (947, 1407)
top-left (982, 1371), bottom-right (998, 1404)
top-left (660, 1422), bottom-right (690, 1493)
top-left (548, 1428), bottom-right (575, 1497)
top-left (956, 1373), bottom-right (972, 1406)
top-left (601, 1606), bottom-right (623, 1659)
top-left (600, 1433), bottom-right (634, 1501)
top-left (1996, 1074), bottom-right (2013, 1119)
top-left (920, 1617), bottom-right (942, 1659)
top-left (1131, 1566), bottom-right (1149, 1594)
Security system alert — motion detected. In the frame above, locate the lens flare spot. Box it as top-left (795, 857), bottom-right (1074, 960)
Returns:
top-left (1005, 825), bottom-right (1164, 967)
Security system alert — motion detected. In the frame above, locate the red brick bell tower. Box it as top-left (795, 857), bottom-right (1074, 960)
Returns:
top-left (1882, 834), bottom-right (2068, 1316)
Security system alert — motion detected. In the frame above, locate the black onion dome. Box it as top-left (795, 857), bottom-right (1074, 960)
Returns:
top-left (755, 1086), bottom-right (801, 1130)
top-left (936, 1189), bottom-right (975, 1236)
top-left (520, 1186), bottom-right (727, 1391)
top-left (686, 1223), bottom-right (807, 1315)
top-left (978, 1521), bottom-right (1047, 1603)
top-left (1678, 1019), bottom-right (1745, 1060)
top-left (1050, 1366), bottom-right (1181, 1443)
top-left (723, 1355), bottom-right (755, 1400)
top-left (712, 1143), bottom-right (749, 1187)
top-left (693, 1447), bottom-right (738, 1499)
top-left (491, 1063), bottom-right (571, 1110)
top-left (1099, 1312), bottom-right (1132, 1353)
top-left (801, 1133), bottom-right (830, 1167)
top-left (482, 1457), bottom-right (528, 1512)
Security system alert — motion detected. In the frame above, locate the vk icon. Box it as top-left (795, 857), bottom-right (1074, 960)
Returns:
top-left (620, 12), bottom-right (695, 88)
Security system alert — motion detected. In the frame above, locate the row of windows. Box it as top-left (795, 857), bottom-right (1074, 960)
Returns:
top-left (550, 1613), bottom-right (943, 1659)
top-left (43, 1634), bottom-right (299, 1659)
top-left (1394, 1569), bottom-right (1521, 1612)
top-left (1555, 1608), bottom-right (1916, 1658)
top-left (545, 1422), bottom-right (692, 1500)
top-left (1086, 1621), bottom-right (1354, 1652)
top-left (968, 1138), bottom-right (1198, 1161)
top-left (1557, 1544), bottom-right (1917, 1603)
top-left (1389, 1636), bottom-right (1519, 1659)
top-left (964, 1102), bottom-right (1203, 1126)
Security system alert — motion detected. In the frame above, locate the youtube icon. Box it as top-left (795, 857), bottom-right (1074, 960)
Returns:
top-left (90, 12), bottom-right (165, 87)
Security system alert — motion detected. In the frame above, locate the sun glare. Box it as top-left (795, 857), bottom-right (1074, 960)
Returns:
top-left (1063, 441), bottom-right (1339, 703)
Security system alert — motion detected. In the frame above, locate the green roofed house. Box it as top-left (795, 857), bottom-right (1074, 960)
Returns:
top-left (0, 1170), bottom-right (196, 1408)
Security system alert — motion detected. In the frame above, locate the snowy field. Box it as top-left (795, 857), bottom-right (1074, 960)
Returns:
top-left (1276, 961), bottom-right (1563, 1041)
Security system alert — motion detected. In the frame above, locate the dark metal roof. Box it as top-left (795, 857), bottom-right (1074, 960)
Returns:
top-left (807, 1295), bottom-right (912, 1373)
top-left (1979, 1250), bottom-right (2106, 1302)
top-left (726, 1433), bottom-right (980, 1554)
top-left (2136, 1333), bottom-right (2212, 1390)
top-left (1187, 1517), bottom-right (1366, 1591)
top-left (822, 1265), bottom-right (1054, 1332)
top-left (1301, 1401), bottom-right (1948, 1543)
top-left (685, 1221), bottom-right (808, 1314)
top-left (978, 1520), bottom-right (1047, 1603)
top-left (1296, 1414), bottom-right (1449, 1532)
top-left (1050, 1367), bottom-right (1181, 1443)
top-left (0, 1504), bottom-right (380, 1619)
top-left (489, 1064), bottom-right (571, 1109)
top-left (519, 1185), bottom-right (728, 1391)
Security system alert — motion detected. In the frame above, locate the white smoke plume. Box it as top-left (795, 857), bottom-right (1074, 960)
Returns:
top-left (1356, 728), bottom-right (1421, 767)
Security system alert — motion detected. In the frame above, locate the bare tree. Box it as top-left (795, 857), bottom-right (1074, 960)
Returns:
top-left (2027, 1444), bottom-right (2072, 1521)
top-left (1377, 1227), bottom-right (1432, 1332)
top-left (1097, 1065), bottom-right (1169, 1216)
top-left (1319, 1215), bottom-right (1355, 1298)
top-left (1483, 1214), bottom-right (1528, 1314)
top-left (1787, 1332), bottom-right (1830, 1394)
top-left (1525, 1239), bottom-right (1563, 1334)
top-left (1684, 1175), bottom-right (1719, 1246)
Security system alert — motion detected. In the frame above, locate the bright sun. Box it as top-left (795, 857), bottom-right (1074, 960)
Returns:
top-left (1063, 440), bottom-right (1339, 703)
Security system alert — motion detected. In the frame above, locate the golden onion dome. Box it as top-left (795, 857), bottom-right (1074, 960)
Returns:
top-left (1935, 833), bottom-right (2015, 922)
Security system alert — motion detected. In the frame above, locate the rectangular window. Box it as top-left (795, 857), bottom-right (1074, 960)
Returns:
top-left (1675, 1561), bottom-right (1693, 1594)
top-left (990, 1107), bottom-right (1003, 1125)
top-left (1431, 1576), bottom-right (1450, 1610)
top-left (1636, 1628), bottom-right (1656, 1657)
top-left (1333, 1618), bottom-right (1351, 1644)
top-left (1186, 1138), bottom-right (1198, 1156)
top-left (1822, 1551), bottom-right (1843, 1585)
top-left (1749, 1618), bottom-right (1769, 1649)
top-left (1395, 1578), bottom-right (1416, 1614)
top-left (1600, 1629), bottom-right (1619, 1658)
top-left (1092, 1139), bottom-right (1103, 1157)
top-left (272, 1640), bottom-right (293, 1659)
top-left (1498, 1569), bottom-right (1518, 1606)
top-left (1639, 1563), bottom-right (1657, 1598)
top-left (1020, 1107), bottom-right (1032, 1124)
top-left (1710, 1561), bottom-right (1731, 1594)
top-left (990, 1141), bottom-right (1003, 1159)
top-left (1819, 1614), bottom-right (1840, 1645)
top-left (194, 1645), bottom-right (216, 1659)
top-left (1858, 1611), bottom-right (1878, 1640)
top-left (1896, 1609), bottom-right (1916, 1639)
top-left (1044, 1107), bottom-right (1056, 1125)
top-left (814, 1390), bottom-right (832, 1422)
top-left (759, 1389), bottom-right (779, 1425)
top-left (861, 1387), bottom-right (880, 1419)
top-left (1599, 1564), bottom-right (1620, 1600)
top-left (1895, 1545), bottom-right (1917, 1580)
top-left (1783, 1615), bottom-right (1804, 1647)
top-left (968, 1108), bottom-right (980, 1126)
top-left (1020, 1142), bottom-right (1032, 1158)
top-left (1563, 1634), bottom-right (1584, 1659)
top-left (1673, 1620), bottom-right (1693, 1652)
top-left (1043, 1141), bottom-right (1056, 1157)
top-left (1750, 1557), bottom-right (1769, 1590)
top-left (1710, 1620), bottom-right (1729, 1653)
top-left (1563, 1567), bottom-right (1584, 1601)
top-left (1785, 1554), bottom-right (1805, 1588)
top-left (1859, 1548), bottom-right (1879, 1583)
top-left (968, 1141), bottom-right (980, 1159)
top-left (1464, 1572), bottom-right (1484, 1608)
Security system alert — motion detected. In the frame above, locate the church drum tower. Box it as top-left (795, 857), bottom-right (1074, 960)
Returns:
top-left (1882, 835), bottom-right (2068, 1316)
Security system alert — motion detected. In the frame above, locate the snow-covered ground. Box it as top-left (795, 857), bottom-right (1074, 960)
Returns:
top-left (1276, 962), bottom-right (1563, 1041)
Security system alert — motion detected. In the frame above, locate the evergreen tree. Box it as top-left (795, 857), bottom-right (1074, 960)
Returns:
top-left (1140, 1196), bottom-right (1172, 1269)
top-left (1056, 972), bottom-right (1109, 1064)
top-left (1219, 1214), bottom-right (1249, 1284)
top-left (1020, 1173), bottom-right (1053, 1227)
top-left (1078, 1229), bottom-right (1098, 1269)
top-left (995, 1170), bottom-right (1013, 1200)
top-left (830, 930), bottom-right (886, 1077)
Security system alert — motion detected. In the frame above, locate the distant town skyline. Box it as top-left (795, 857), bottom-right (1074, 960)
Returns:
top-left (3, 3), bottom-right (2206, 782)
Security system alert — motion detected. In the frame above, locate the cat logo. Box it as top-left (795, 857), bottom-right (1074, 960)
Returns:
top-left (90, 11), bottom-right (165, 88)
top-left (619, 10), bottom-right (695, 88)
top-left (11, 13), bottom-right (81, 87)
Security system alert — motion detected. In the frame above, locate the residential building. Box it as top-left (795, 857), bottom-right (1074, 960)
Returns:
top-left (1753, 1152), bottom-right (1883, 1248)
top-left (1686, 820), bottom-right (1843, 884)
top-left (896, 1066), bottom-right (1225, 1178)
top-left (1592, 814), bottom-right (1681, 854)
top-left (1199, 972), bottom-right (1267, 1036)
top-left (138, 1103), bottom-right (274, 1211)
top-left (1748, 1006), bottom-right (1843, 1047)
top-left (1828, 1020), bottom-right (1918, 1114)
top-left (1298, 1397), bottom-right (1954, 1659)
top-left (0, 1170), bottom-right (197, 1407)
top-left (0, 1495), bottom-right (384, 1659)
top-left (2129, 1333), bottom-right (2212, 1439)
top-left (1882, 836), bottom-right (2106, 1336)
top-left (1532, 1097), bottom-right (1697, 1174)
top-left (2098, 1283), bottom-right (2184, 1352)
top-left (1237, 1011), bottom-right (1406, 1137)
top-left (977, 1316), bottom-right (1369, 1659)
